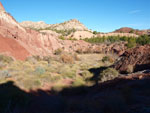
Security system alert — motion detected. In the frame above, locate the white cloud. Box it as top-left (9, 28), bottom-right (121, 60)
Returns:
top-left (128, 10), bottom-right (141, 14)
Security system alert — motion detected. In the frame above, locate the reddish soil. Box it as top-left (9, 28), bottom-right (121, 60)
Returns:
top-left (0, 35), bottom-right (30, 60)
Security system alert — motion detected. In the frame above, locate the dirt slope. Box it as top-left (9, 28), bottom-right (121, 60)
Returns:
top-left (0, 35), bottom-right (30, 60)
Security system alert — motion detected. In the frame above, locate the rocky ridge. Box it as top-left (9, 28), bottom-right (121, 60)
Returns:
top-left (20, 19), bottom-right (89, 31)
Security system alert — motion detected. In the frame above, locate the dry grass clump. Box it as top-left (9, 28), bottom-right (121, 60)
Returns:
top-left (100, 68), bottom-right (119, 82)
top-left (54, 48), bottom-right (63, 55)
top-left (60, 53), bottom-right (75, 64)
top-left (0, 54), bottom-right (14, 63)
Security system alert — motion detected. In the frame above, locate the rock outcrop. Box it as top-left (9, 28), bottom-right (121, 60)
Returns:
top-left (20, 19), bottom-right (89, 31)
top-left (113, 45), bottom-right (150, 73)
top-left (20, 21), bottom-right (51, 30)
top-left (67, 31), bottom-right (95, 39)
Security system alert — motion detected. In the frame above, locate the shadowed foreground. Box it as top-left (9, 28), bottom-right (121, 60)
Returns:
top-left (1, 74), bottom-right (150, 113)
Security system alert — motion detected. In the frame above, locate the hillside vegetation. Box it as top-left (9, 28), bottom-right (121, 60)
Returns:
top-left (0, 53), bottom-right (117, 91)
top-left (83, 35), bottom-right (150, 48)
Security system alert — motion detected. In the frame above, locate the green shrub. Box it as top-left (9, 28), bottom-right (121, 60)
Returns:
top-left (83, 35), bottom-right (150, 47)
top-left (33, 80), bottom-right (41, 87)
top-left (59, 36), bottom-right (65, 40)
top-left (99, 68), bottom-right (119, 82)
top-left (136, 35), bottom-right (150, 45)
top-left (126, 38), bottom-right (136, 48)
top-left (72, 78), bottom-right (85, 87)
top-left (129, 29), bottom-right (134, 33)
top-left (58, 65), bottom-right (76, 79)
top-left (34, 66), bottom-right (46, 75)
top-left (0, 70), bottom-right (11, 79)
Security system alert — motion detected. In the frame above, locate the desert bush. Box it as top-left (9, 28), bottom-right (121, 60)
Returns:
top-left (126, 38), bottom-right (136, 48)
top-left (34, 66), bottom-right (46, 76)
top-left (127, 65), bottom-right (134, 74)
top-left (102, 56), bottom-right (114, 63)
top-left (43, 56), bottom-right (51, 64)
top-left (73, 53), bottom-right (80, 61)
top-left (0, 55), bottom-right (14, 63)
top-left (99, 68), bottom-right (119, 82)
top-left (58, 65), bottom-right (76, 79)
top-left (0, 62), bottom-right (7, 69)
top-left (72, 78), bottom-right (85, 87)
top-left (136, 35), bottom-right (150, 45)
top-left (0, 70), bottom-right (11, 79)
top-left (54, 48), bottom-right (63, 55)
top-left (60, 53), bottom-right (74, 64)
top-left (79, 70), bottom-right (92, 80)
top-left (33, 80), bottom-right (41, 87)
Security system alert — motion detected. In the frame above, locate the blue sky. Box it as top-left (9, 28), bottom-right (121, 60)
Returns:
top-left (1, 0), bottom-right (150, 32)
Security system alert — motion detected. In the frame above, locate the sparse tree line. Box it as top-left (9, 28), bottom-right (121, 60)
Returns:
top-left (83, 35), bottom-right (150, 48)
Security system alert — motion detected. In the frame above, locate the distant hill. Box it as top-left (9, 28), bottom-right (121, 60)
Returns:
top-left (114, 27), bottom-right (150, 36)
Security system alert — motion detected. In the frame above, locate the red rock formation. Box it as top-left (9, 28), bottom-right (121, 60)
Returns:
top-left (0, 35), bottom-right (30, 60)
top-left (0, 4), bottom-right (62, 58)
top-left (114, 27), bottom-right (149, 35)
top-left (113, 45), bottom-right (150, 73)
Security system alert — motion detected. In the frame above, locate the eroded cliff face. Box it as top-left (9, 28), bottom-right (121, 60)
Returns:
top-left (0, 35), bottom-right (30, 60)
top-left (0, 3), bottom-right (92, 59)
top-left (0, 2), bottom-right (62, 58)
